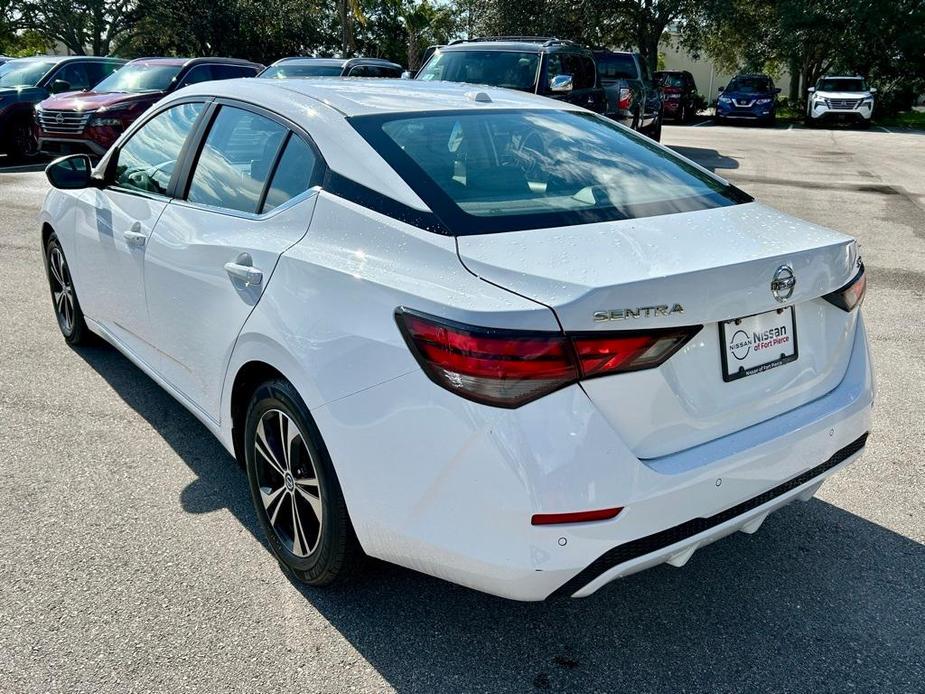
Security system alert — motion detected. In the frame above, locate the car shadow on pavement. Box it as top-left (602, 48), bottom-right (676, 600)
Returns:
top-left (74, 342), bottom-right (924, 692)
top-left (668, 146), bottom-right (740, 174)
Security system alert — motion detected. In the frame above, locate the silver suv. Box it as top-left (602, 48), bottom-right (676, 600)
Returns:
top-left (806, 76), bottom-right (875, 128)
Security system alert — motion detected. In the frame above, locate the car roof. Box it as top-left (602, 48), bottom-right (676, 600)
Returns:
top-left (5, 55), bottom-right (121, 64)
top-left (272, 57), bottom-right (401, 68)
top-left (128, 56), bottom-right (261, 68)
top-left (442, 38), bottom-right (586, 53)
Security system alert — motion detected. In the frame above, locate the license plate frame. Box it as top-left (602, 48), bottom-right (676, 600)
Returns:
top-left (719, 307), bottom-right (798, 382)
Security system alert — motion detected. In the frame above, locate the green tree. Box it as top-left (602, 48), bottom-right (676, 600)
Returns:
top-left (18, 0), bottom-right (135, 55)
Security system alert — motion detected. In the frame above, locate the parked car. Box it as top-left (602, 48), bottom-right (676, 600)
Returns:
top-left (260, 57), bottom-right (403, 79)
top-left (594, 51), bottom-right (663, 140)
top-left (40, 78), bottom-right (872, 601)
top-left (715, 74), bottom-right (780, 125)
top-left (0, 55), bottom-right (124, 159)
top-left (416, 38), bottom-right (607, 117)
top-left (654, 69), bottom-right (698, 122)
top-left (34, 56), bottom-right (262, 157)
top-left (806, 76), bottom-right (875, 128)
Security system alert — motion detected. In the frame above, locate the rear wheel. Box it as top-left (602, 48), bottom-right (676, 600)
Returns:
top-left (244, 378), bottom-right (363, 586)
top-left (45, 233), bottom-right (89, 345)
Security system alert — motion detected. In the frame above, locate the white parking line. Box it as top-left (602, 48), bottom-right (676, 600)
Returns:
top-left (875, 126), bottom-right (892, 134)
top-left (692, 120), bottom-right (713, 127)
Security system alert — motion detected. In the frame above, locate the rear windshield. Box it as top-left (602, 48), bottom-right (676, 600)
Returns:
top-left (817, 78), bottom-right (866, 92)
top-left (656, 73), bottom-right (684, 88)
top-left (595, 53), bottom-right (637, 80)
top-left (0, 59), bottom-right (55, 88)
top-left (260, 64), bottom-right (345, 78)
top-left (351, 109), bottom-right (749, 235)
top-left (726, 76), bottom-right (772, 93)
top-left (93, 63), bottom-right (181, 93)
top-left (416, 51), bottom-right (540, 92)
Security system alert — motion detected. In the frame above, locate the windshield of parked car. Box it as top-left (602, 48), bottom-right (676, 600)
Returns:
top-left (726, 77), bottom-right (772, 93)
top-left (416, 51), bottom-right (540, 92)
top-left (657, 73), bottom-right (684, 88)
top-left (260, 64), bottom-right (345, 78)
top-left (92, 63), bottom-right (181, 93)
top-left (817, 78), bottom-right (867, 92)
top-left (0, 59), bottom-right (56, 88)
top-left (352, 109), bottom-right (749, 235)
top-left (595, 53), bottom-right (637, 81)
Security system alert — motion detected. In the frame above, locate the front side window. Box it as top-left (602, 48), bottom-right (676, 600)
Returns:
top-left (347, 64), bottom-right (400, 78)
top-left (86, 61), bottom-right (123, 88)
top-left (113, 102), bottom-right (204, 195)
top-left (352, 109), bottom-right (749, 235)
top-left (93, 63), bottom-right (182, 94)
top-left (178, 65), bottom-right (214, 88)
top-left (417, 50), bottom-right (540, 92)
top-left (0, 59), bottom-right (56, 88)
top-left (186, 106), bottom-right (287, 213)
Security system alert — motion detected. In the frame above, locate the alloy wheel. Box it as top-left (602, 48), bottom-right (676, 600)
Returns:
top-left (253, 409), bottom-right (323, 557)
top-left (48, 246), bottom-right (76, 334)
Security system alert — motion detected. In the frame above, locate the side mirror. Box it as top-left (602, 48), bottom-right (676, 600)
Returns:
top-left (549, 74), bottom-right (573, 93)
top-left (869, 87), bottom-right (877, 94)
top-left (717, 86), bottom-right (724, 93)
top-left (807, 87), bottom-right (815, 93)
top-left (49, 79), bottom-right (72, 94)
top-left (46, 154), bottom-right (94, 190)
top-left (401, 70), bottom-right (412, 80)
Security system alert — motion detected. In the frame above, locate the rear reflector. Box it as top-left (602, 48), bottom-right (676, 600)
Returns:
top-left (823, 263), bottom-right (866, 312)
top-left (532, 507), bottom-right (623, 525)
top-left (396, 308), bottom-right (701, 408)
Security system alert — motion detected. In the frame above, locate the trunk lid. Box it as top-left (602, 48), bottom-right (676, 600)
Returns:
top-left (456, 202), bottom-right (860, 458)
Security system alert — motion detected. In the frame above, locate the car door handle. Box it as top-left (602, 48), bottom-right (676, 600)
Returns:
top-left (224, 254), bottom-right (263, 287)
top-left (123, 230), bottom-right (147, 248)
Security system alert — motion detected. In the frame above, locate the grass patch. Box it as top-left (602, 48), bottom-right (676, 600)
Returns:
top-left (876, 110), bottom-right (925, 129)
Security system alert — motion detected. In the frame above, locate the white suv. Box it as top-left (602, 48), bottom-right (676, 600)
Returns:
top-left (806, 76), bottom-right (876, 127)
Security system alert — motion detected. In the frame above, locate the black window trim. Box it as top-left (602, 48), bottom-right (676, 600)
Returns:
top-left (172, 97), bottom-right (327, 219)
top-left (347, 108), bottom-right (753, 237)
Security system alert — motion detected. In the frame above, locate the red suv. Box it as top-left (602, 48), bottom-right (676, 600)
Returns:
top-left (35, 57), bottom-right (262, 157)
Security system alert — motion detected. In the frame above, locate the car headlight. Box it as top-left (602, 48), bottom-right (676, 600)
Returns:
top-left (756, 98), bottom-right (772, 105)
top-left (718, 96), bottom-right (731, 104)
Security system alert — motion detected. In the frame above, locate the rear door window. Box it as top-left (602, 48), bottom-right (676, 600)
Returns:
top-left (212, 64), bottom-right (259, 80)
top-left (262, 135), bottom-right (321, 212)
top-left (186, 106), bottom-right (287, 214)
top-left (178, 65), bottom-right (213, 88)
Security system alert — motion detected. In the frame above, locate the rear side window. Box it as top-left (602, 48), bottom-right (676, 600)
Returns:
top-left (347, 64), bottom-right (401, 78)
top-left (353, 109), bottom-right (750, 235)
top-left (263, 135), bottom-right (320, 212)
top-left (114, 102), bottom-right (204, 195)
top-left (186, 106), bottom-right (287, 213)
top-left (595, 53), bottom-right (637, 80)
top-left (178, 65), bottom-right (213, 88)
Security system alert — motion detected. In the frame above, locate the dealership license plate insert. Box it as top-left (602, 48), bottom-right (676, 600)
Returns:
top-left (720, 307), bottom-right (798, 382)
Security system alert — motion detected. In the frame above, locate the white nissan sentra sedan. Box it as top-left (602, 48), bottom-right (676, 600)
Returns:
top-left (39, 79), bottom-right (872, 601)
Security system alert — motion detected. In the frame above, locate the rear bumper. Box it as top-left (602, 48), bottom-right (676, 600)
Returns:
top-left (314, 314), bottom-right (874, 601)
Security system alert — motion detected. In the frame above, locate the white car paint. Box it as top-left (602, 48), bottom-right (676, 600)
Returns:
top-left (807, 76), bottom-right (875, 123)
top-left (40, 78), bottom-right (873, 600)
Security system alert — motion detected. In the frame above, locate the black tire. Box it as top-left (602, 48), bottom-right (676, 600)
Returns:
top-left (44, 232), bottom-right (90, 345)
top-left (650, 112), bottom-right (663, 142)
top-left (858, 119), bottom-right (871, 130)
top-left (4, 115), bottom-right (39, 162)
top-left (244, 378), bottom-right (363, 586)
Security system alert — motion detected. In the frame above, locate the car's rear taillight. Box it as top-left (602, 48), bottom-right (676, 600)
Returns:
top-left (823, 263), bottom-right (866, 312)
top-left (396, 309), bottom-right (701, 408)
top-left (618, 87), bottom-right (633, 111)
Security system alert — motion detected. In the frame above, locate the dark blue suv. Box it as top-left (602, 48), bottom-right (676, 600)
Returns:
top-left (715, 74), bottom-right (780, 126)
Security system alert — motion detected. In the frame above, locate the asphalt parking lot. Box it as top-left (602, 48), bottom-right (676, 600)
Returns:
top-left (1, 124), bottom-right (923, 693)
